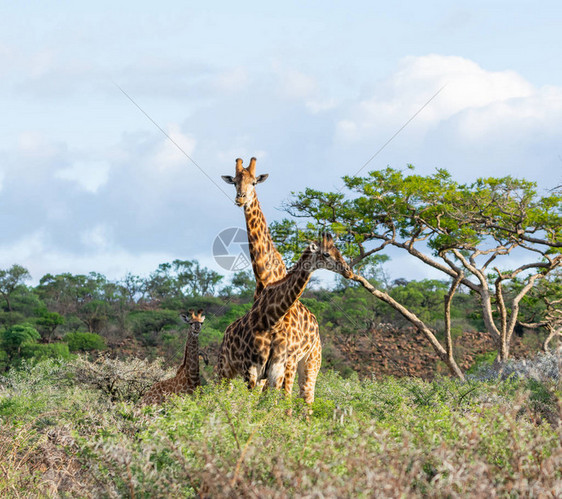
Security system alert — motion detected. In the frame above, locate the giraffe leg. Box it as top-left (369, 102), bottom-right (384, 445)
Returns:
top-left (247, 365), bottom-right (259, 390)
top-left (267, 331), bottom-right (288, 391)
top-left (283, 357), bottom-right (298, 397)
top-left (298, 340), bottom-right (321, 405)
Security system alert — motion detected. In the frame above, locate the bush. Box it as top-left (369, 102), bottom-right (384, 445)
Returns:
top-left (199, 326), bottom-right (224, 348)
top-left (0, 324), bottom-right (40, 359)
top-left (466, 350), bottom-right (497, 374)
top-left (471, 351), bottom-right (561, 382)
top-left (0, 360), bottom-right (561, 497)
top-left (20, 342), bottom-right (71, 362)
top-left (68, 355), bottom-right (173, 402)
top-left (0, 348), bottom-right (8, 371)
top-left (128, 310), bottom-right (180, 346)
top-left (63, 332), bottom-right (106, 352)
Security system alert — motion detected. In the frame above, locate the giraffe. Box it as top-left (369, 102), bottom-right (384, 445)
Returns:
top-left (141, 309), bottom-right (205, 405)
top-left (222, 157), bottom-right (325, 403)
top-left (217, 233), bottom-right (353, 400)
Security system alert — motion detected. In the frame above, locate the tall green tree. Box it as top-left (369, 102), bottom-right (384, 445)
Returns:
top-left (0, 264), bottom-right (31, 312)
top-left (144, 260), bottom-right (223, 302)
top-left (37, 272), bottom-right (114, 333)
top-left (36, 310), bottom-right (65, 342)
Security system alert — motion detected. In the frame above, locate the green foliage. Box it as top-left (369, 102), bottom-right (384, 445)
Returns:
top-left (0, 264), bottom-right (31, 311)
top-left (389, 279), bottom-right (449, 324)
top-left (0, 348), bottom-right (8, 371)
top-left (198, 326), bottom-right (224, 348)
top-left (0, 357), bottom-right (560, 497)
top-left (128, 309), bottom-right (180, 346)
top-left (64, 331), bottom-right (106, 352)
top-left (35, 310), bottom-right (65, 341)
top-left (210, 302), bottom-right (252, 332)
top-left (20, 342), bottom-right (71, 362)
top-left (466, 351), bottom-right (498, 374)
top-left (0, 324), bottom-right (40, 359)
top-left (228, 270), bottom-right (256, 297)
top-left (145, 259), bottom-right (223, 301)
top-left (273, 166), bottom-right (562, 363)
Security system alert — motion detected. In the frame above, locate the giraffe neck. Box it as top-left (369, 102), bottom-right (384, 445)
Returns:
top-left (177, 325), bottom-right (201, 388)
top-left (256, 250), bottom-right (314, 329)
top-left (244, 196), bottom-right (287, 296)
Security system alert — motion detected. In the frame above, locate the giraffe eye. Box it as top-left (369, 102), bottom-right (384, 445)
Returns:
top-left (322, 252), bottom-right (330, 257)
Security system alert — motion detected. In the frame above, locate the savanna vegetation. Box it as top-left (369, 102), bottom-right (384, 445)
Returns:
top-left (1, 168), bottom-right (561, 496)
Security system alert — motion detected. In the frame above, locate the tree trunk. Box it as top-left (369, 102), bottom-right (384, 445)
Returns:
top-left (543, 325), bottom-right (561, 353)
top-left (351, 274), bottom-right (465, 380)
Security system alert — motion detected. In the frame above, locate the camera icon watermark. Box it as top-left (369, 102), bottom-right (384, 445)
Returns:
top-left (212, 227), bottom-right (251, 271)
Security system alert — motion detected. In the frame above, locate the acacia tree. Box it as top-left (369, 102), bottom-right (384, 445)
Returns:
top-left (274, 166), bottom-right (561, 367)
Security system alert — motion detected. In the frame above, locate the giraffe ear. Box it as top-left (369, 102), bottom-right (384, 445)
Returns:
top-left (255, 174), bottom-right (269, 184)
top-left (221, 175), bottom-right (235, 184)
top-left (180, 313), bottom-right (190, 324)
top-left (309, 242), bottom-right (319, 252)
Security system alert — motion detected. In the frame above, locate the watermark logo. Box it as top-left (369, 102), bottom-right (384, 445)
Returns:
top-left (212, 227), bottom-right (251, 271)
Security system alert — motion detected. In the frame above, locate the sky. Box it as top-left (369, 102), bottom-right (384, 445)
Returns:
top-left (1, 1), bottom-right (562, 285)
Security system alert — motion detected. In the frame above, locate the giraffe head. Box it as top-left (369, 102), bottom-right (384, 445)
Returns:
top-left (306, 233), bottom-right (354, 278)
top-left (221, 157), bottom-right (269, 207)
top-left (180, 309), bottom-right (205, 334)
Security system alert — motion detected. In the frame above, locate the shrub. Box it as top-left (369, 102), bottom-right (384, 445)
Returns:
top-left (0, 348), bottom-right (8, 371)
top-left (471, 351), bottom-right (561, 383)
top-left (199, 326), bottom-right (223, 348)
top-left (0, 324), bottom-right (40, 359)
top-left (63, 331), bottom-right (106, 352)
top-left (0, 359), bottom-right (561, 497)
top-left (68, 355), bottom-right (173, 402)
top-left (128, 310), bottom-right (179, 346)
top-left (20, 342), bottom-right (71, 362)
top-left (466, 350), bottom-right (497, 374)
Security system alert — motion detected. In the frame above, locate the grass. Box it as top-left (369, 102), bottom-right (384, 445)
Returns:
top-left (0, 356), bottom-right (561, 497)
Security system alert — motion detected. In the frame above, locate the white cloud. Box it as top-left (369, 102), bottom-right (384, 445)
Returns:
top-left (0, 231), bottom-right (46, 265)
top-left (452, 85), bottom-right (562, 143)
top-left (81, 224), bottom-right (112, 251)
top-left (0, 229), bottom-right (176, 283)
top-left (336, 54), bottom-right (537, 142)
top-left (153, 125), bottom-right (197, 170)
top-left (55, 160), bottom-right (111, 193)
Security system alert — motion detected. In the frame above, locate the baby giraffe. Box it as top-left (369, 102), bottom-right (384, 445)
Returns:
top-left (141, 309), bottom-right (205, 405)
top-left (217, 233), bottom-right (353, 395)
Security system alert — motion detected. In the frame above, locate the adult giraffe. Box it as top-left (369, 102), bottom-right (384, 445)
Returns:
top-left (221, 157), bottom-right (324, 404)
top-left (217, 234), bottom-right (352, 396)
